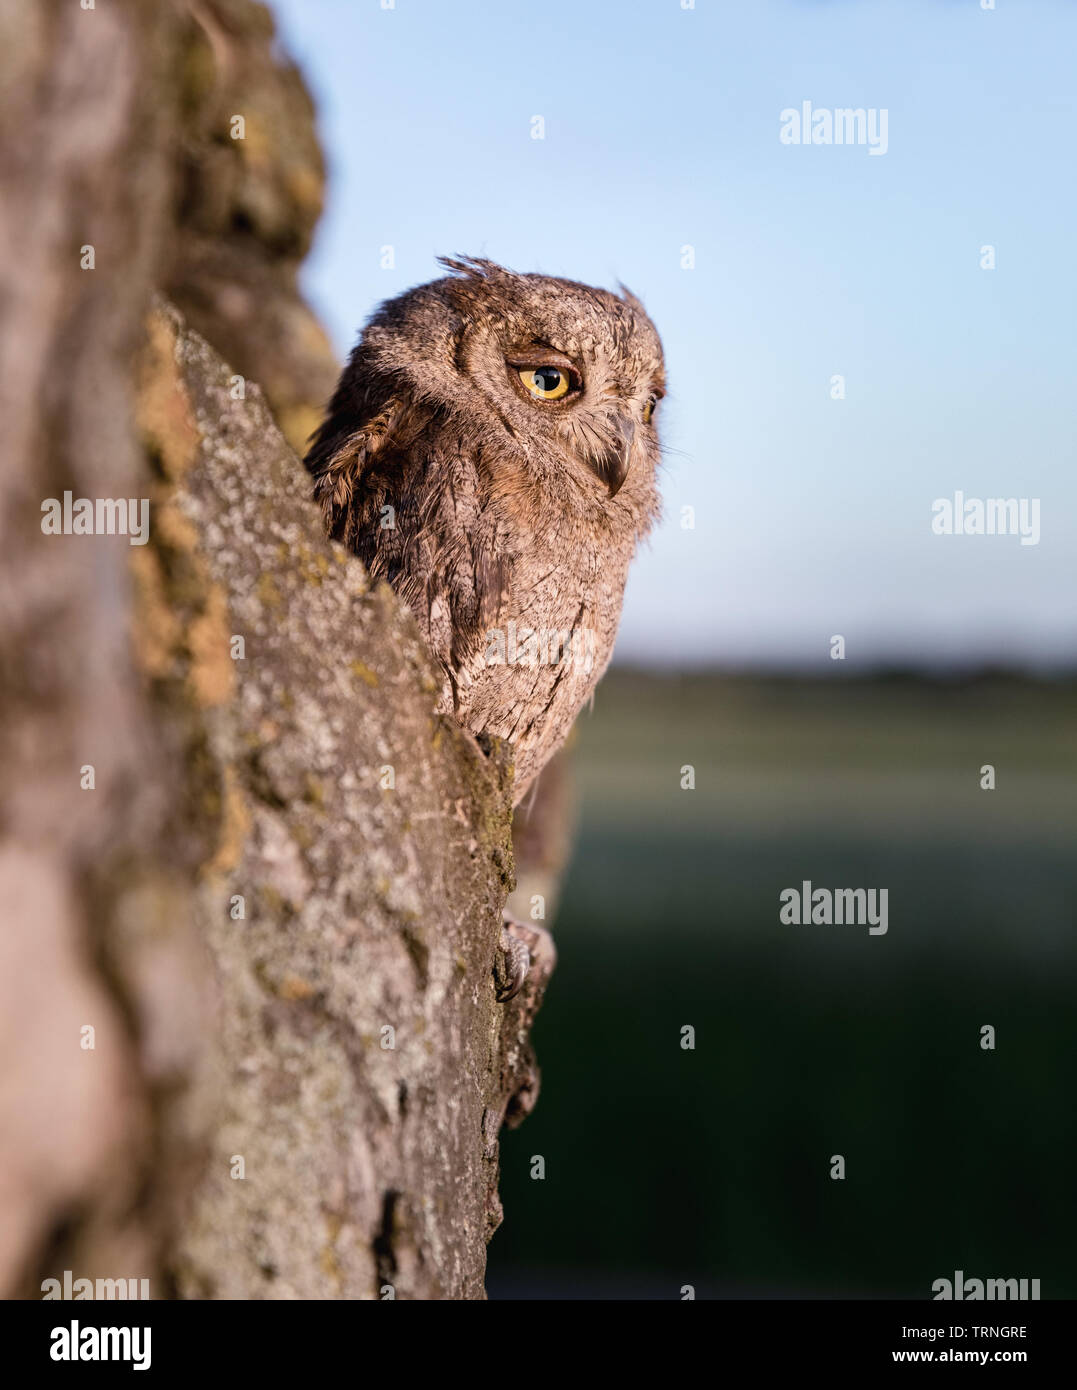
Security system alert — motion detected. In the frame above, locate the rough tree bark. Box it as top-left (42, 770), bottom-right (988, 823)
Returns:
top-left (0, 0), bottom-right (549, 1300)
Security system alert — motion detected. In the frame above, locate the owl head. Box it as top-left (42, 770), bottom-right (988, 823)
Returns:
top-left (305, 257), bottom-right (665, 539)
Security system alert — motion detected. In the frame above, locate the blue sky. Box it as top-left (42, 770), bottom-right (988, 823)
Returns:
top-left (271, 0), bottom-right (1075, 670)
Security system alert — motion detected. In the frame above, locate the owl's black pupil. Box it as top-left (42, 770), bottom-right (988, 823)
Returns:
top-left (534, 368), bottom-right (561, 392)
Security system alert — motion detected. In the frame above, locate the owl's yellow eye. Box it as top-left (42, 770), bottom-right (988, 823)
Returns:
top-left (642, 396), bottom-right (657, 425)
top-left (519, 366), bottom-right (571, 401)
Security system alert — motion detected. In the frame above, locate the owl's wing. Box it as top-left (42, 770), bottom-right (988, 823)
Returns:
top-left (304, 386), bottom-right (423, 546)
top-left (306, 385), bottom-right (513, 678)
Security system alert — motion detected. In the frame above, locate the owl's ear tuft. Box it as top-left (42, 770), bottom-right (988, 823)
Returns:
top-left (617, 282), bottom-right (648, 317)
top-left (304, 398), bottom-right (405, 542)
top-left (439, 257), bottom-right (519, 321)
top-left (437, 255), bottom-right (509, 282)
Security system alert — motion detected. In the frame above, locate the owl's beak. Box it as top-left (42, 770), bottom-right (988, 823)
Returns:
top-left (591, 419), bottom-right (635, 498)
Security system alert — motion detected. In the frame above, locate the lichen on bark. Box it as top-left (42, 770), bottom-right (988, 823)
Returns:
top-left (141, 303), bottom-right (543, 1299)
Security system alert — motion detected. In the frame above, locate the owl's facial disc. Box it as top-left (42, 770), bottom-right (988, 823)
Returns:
top-left (502, 346), bottom-right (630, 497)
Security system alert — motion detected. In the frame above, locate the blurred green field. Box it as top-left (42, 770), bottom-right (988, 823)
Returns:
top-left (488, 670), bottom-right (1077, 1299)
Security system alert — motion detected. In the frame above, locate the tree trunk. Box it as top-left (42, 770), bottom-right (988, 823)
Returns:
top-left (0, 0), bottom-right (548, 1301)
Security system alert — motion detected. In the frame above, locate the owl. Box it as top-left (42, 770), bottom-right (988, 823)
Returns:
top-left (305, 257), bottom-right (665, 995)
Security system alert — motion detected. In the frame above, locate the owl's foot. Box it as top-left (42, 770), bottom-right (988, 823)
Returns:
top-left (495, 925), bottom-right (530, 1003)
top-left (495, 917), bottom-right (556, 1004)
top-left (492, 917), bottom-right (557, 1132)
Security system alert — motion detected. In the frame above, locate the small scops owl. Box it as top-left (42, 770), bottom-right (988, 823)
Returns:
top-left (305, 257), bottom-right (664, 806)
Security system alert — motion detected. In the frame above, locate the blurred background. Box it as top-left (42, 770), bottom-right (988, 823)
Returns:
top-left (269, 0), bottom-right (1076, 1297)
top-left (495, 669), bottom-right (1077, 1297)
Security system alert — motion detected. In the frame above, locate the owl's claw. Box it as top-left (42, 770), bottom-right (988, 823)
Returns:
top-left (495, 924), bottom-right (530, 1002)
top-left (495, 917), bottom-right (556, 1004)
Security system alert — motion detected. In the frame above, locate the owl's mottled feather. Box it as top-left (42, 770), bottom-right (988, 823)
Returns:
top-left (305, 257), bottom-right (664, 803)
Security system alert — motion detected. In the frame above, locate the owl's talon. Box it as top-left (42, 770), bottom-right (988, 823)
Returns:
top-left (495, 917), bottom-right (557, 1004)
top-left (495, 925), bottom-right (531, 1002)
